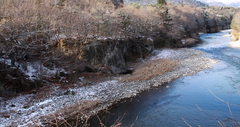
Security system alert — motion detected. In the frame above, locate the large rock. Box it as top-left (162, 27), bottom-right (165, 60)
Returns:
top-left (111, 0), bottom-right (124, 8)
top-left (56, 37), bottom-right (154, 74)
top-left (82, 37), bottom-right (154, 74)
top-left (180, 38), bottom-right (199, 47)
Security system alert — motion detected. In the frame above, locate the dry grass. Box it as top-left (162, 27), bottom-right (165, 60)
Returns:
top-left (45, 100), bottom-right (101, 127)
top-left (122, 59), bottom-right (177, 81)
top-left (232, 11), bottom-right (240, 31)
top-left (231, 29), bottom-right (240, 41)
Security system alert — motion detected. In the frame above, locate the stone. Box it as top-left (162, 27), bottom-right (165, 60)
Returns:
top-left (111, 0), bottom-right (124, 9)
top-left (181, 38), bottom-right (199, 47)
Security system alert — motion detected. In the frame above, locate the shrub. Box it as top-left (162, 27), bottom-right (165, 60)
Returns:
top-left (231, 11), bottom-right (240, 32)
top-left (130, 2), bottom-right (141, 9)
top-left (56, 0), bottom-right (66, 6)
top-left (157, 0), bottom-right (167, 5)
top-left (231, 11), bottom-right (240, 41)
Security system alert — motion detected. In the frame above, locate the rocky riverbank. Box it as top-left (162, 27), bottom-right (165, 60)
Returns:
top-left (0, 48), bottom-right (218, 126)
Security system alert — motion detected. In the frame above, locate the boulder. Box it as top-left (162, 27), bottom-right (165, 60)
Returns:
top-left (111, 0), bottom-right (124, 8)
top-left (181, 38), bottom-right (199, 47)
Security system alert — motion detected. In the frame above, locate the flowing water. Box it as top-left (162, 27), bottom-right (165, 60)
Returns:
top-left (90, 30), bottom-right (240, 127)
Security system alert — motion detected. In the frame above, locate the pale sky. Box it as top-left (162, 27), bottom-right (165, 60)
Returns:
top-left (214, 0), bottom-right (240, 4)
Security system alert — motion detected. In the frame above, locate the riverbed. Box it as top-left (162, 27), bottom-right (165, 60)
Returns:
top-left (92, 30), bottom-right (240, 127)
top-left (0, 31), bottom-right (229, 126)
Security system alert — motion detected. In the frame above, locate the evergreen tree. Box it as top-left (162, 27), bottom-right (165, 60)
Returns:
top-left (157, 0), bottom-right (167, 5)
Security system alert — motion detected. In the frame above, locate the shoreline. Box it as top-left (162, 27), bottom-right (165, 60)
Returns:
top-left (0, 48), bottom-right (218, 126)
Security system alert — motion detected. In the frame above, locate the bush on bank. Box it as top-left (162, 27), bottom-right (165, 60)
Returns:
top-left (231, 11), bottom-right (240, 41)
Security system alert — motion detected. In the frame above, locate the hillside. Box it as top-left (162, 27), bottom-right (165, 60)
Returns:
top-left (167, 0), bottom-right (208, 6)
top-left (198, 0), bottom-right (226, 6)
top-left (125, 0), bottom-right (208, 7)
top-left (229, 2), bottom-right (240, 7)
top-left (198, 0), bottom-right (240, 7)
top-left (125, 0), bottom-right (240, 7)
top-left (207, 1), bottom-right (227, 6)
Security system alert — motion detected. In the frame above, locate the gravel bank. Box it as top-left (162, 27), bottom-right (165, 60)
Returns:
top-left (0, 48), bottom-right (218, 126)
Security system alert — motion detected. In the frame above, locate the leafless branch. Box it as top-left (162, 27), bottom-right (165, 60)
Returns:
top-left (129, 116), bottom-right (138, 127)
top-left (182, 118), bottom-right (192, 127)
top-left (196, 105), bottom-right (226, 127)
top-left (208, 88), bottom-right (240, 107)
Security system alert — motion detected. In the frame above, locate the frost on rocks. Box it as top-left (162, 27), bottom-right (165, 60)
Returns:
top-left (151, 48), bottom-right (204, 60)
top-left (0, 59), bottom-right (64, 81)
top-left (19, 62), bottom-right (64, 80)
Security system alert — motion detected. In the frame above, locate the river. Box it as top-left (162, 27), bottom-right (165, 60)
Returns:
top-left (90, 30), bottom-right (240, 127)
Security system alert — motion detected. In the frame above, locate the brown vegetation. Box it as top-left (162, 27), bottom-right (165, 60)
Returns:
top-left (0, 0), bottom-right (237, 42)
top-left (122, 59), bottom-right (177, 81)
top-left (45, 100), bottom-right (101, 127)
top-left (231, 11), bottom-right (240, 41)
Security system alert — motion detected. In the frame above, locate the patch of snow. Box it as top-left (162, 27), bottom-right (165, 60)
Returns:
top-left (151, 48), bottom-right (200, 60)
top-left (147, 37), bottom-right (153, 42)
top-left (222, 34), bottom-right (231, 37)
top-left (51, 34), bottom-right (66, 40)
top-left (37, 99), bottom-right (53, 106)
top-left (181, 39), bottom-right (186, 45)
top-left (97, 36), bottom-right (113, 40)
top-left (0, 60), bottom-right (64, 80)
top-left (25, 65), bottom-right (37, 80)
top-left (220, 29), bottom-right (231, 33)
top-left (19, 62), bottom-right (65, 80)
top-left (0, 58), bottom-right (11, 65)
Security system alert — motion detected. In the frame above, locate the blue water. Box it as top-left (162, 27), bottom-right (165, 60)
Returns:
top-left (93, 30), bottom-right (240, 127)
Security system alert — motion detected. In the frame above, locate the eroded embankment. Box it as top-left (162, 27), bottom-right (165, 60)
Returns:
top-left (0, 48), bottom-right (218, 126)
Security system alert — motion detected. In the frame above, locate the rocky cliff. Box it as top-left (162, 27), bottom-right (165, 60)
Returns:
top-left (55, 37), bottom-right (153, 74)
top-left (0, 33), bottom-right (154, 96)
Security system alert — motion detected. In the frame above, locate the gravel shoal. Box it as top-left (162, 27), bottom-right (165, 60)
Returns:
top-left (0, 48), bottom-right (218, 126)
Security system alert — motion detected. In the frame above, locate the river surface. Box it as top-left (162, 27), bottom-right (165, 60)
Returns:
top-left (90, 30), bottom-right (240, 127)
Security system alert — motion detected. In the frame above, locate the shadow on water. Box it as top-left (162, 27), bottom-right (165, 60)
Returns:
top-left (88, 30), bottom-right (240, 127)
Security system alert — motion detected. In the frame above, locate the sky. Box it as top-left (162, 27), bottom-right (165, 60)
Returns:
top-left (213, 0), bottom-right (240, 4)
